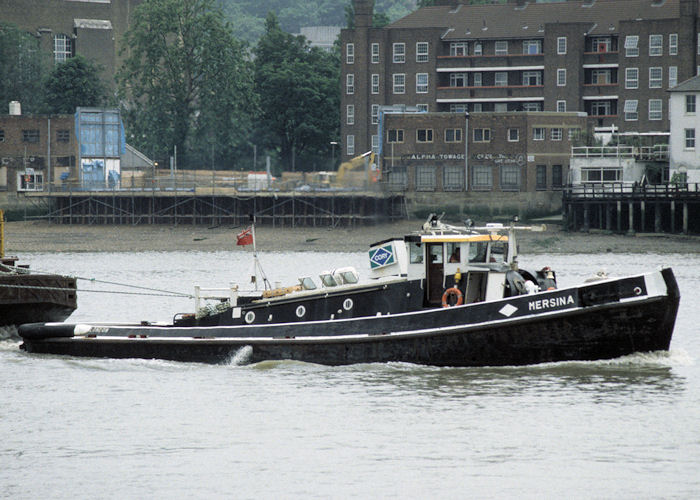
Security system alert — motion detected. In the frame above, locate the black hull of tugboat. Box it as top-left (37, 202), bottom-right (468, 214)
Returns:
top-left (19, 269), bottom-right (680, 368)
top-left (0, 274), bottom-right (77, 326)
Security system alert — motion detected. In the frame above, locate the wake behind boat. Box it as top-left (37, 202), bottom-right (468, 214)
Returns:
top-left (18, 215), bottom-right (679, 366)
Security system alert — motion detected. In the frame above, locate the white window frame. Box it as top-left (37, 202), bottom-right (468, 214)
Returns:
top-left (495, 72), bottom-right (508, 87)
top-left (53, 34), bottom-right (72, 63)
top-left (625, 67), bottom-right (639, 89)
top-left (624, 100), bottom-right (638, 121)
top-left (346, 43), bottom-right (354, 64)
top-left (450, 42), bottom-right (467, 57)
top-left (444, 128), bottom-right (462, 143)
top-left (387, 129), bottom-right (404, 143)
top-left (416, 42), bottom-right (429, 63)
top-left (473, 42), bottom-right (482, 56)
top-left (557, 37), bottom-right (567, 55)
top-left (495, 40), bottom-right (508, 56)
top-left (685, 128), bottom-right (696, 149)
top-left (508, 128), bottom-right (519, 142)
top-left (556, 100), bottom-right (566, 112)
top-left (371, 74), bottom-right (379, 94)
top-left (625, 35), bottom-right (639, 57)
top-left (649, 34), bottom-right (663, 56)
top-left (686, 95), bottom-right (697, 114)
top-left (473, 128), bottom-right (491, 142)
top-left (522, 71), bottom-right (541, 86)
top-left (371, 104), bottom-right (379, 125)
top-left (473, 72), bottom-right (482, 87)
top-left (533, 127), bottom-right (545, 141)
top-left (416, 73), bottom-right (428, 93)
top-left (648, 99), bottom-right (662, 121)
top-left (346, 74), bottom-right (354, 94)
top-left (649, 67), bottom-right (662, 89)
top-left (557, 68), bottom-right (566, 86)
top-left (669, 33), bottom-right (678, 55)
top-left (551, 128), bottom-right (562, 141)
top-left (346, 105), bottom-right (354, 125)
top-left (416, 129), bottom-right (434, 143)
top-left (393, 43), bottom-right (405, 63)
top-left (393, 73), bottom-right (405, 94)
top-left (450, 73), bottom-right (467, 87)
top-left (346, 135), bottom-right (355, 156)
top-left (371, 43), bottom-right (379, 64)
top-left (669, 66), bottom-right (678, 88)
top-left (371, 135), bottom-right (379, 153)
top-left (523, 39), bottom-right (541, 55)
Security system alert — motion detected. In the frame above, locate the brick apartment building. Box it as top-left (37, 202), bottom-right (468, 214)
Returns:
top-left (0, 0), bottom-right (143, 84)
top-left (379, 109), bottom-right (587, 213)
top-left (341, 0), bottom-right (699, 163)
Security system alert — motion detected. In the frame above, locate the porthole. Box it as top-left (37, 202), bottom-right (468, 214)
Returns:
top-left (296, 305), bottom-right (306, 318)
top-left (244, 311), bottom-right (255, 324)
top-left (343, 298), bottom-right (353, 311)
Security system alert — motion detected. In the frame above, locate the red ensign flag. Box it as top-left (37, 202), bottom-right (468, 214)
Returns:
top-left (236, 227), bottom-right (253, 246)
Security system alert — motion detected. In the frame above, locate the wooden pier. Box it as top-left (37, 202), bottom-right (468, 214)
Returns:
top-left (25, 189), bottom-right (407, 227)
top-left (563, 183), bottom-right (700, 235)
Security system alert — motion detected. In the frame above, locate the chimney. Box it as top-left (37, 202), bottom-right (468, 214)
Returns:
top-left (9, 101), bottom-right (21, 115)
top-left (354, 0), bottom-right (374, 29)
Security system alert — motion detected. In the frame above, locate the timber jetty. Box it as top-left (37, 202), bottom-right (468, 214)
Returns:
top-left (24, 189), bottom-right (407, 227)
top-left (563, 183), bottom-right (700, 234)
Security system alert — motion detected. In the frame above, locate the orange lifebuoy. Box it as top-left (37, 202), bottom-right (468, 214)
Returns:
top-left (442, 287), bottom-right (464, 308)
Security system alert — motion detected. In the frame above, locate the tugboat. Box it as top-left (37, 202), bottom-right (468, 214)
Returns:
top-left (0, 211), bottom-right (77, 328)
top-left (18, 215), bottom-right (679, 367)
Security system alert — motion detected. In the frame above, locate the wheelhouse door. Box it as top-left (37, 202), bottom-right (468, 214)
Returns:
top-left (426, 243), bottom-right (444, 305)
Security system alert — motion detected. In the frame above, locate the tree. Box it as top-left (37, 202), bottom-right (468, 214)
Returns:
top-left (44, 55), bottom-right (107, 114)
top-left (254, 12), bottom-right (339, 171)
top-left (117, 0), bottom-right (255, 167)
top-left (0, 22), bottom-right (49, 114)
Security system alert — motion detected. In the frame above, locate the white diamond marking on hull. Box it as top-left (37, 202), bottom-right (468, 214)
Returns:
top-left (499, 304), bottom-right (518, 317)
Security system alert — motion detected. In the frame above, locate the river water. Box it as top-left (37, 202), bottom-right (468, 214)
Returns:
top-left (1, 250), bottom-right (699, 498)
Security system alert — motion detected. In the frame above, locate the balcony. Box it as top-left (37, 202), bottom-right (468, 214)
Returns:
top-left (436, 53), bottom-right (544, 71)
top-left (582, 83), bottom-right (618, 97)
top-left (582, 51), bottom-right (619, 66)
top-left (436, 85), bottom-right (544, 101)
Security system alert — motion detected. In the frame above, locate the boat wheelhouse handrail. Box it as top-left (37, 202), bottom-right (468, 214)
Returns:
top-left (194, 284), bottom-right (239, 310)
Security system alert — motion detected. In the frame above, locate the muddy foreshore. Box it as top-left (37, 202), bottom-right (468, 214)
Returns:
top-left (4, 220), bottom-right (700, 254)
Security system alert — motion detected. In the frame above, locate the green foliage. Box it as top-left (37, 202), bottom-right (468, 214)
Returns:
top-left (0, 22), bottom-right (49, 114)
top-left (216, 0), bottom-right (415, 43)
top-left (253, 12), bottom-right (339, 171)
top-left (44, 56), bottom-right (107, 114)
top-left (117, 0), bottom-right (255, 167)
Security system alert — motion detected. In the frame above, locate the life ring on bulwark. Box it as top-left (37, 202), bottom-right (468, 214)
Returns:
top-left (442, 287), bottom-right (464, 308)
